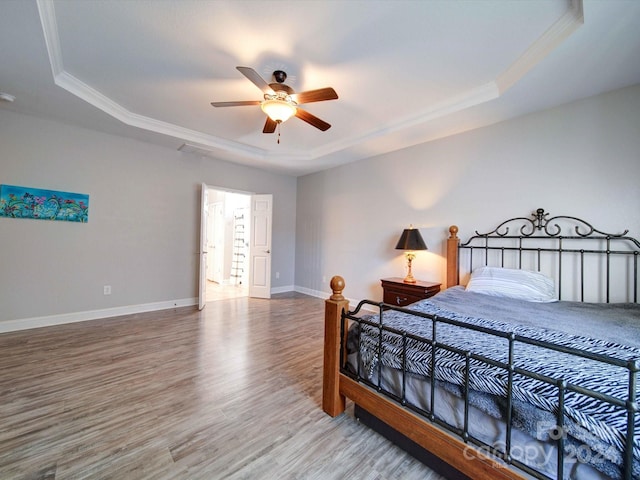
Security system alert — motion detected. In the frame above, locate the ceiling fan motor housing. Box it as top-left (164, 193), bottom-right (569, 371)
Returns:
top-left (268, 83), bottom-right (294, 95)
top-left (269, 71), bottom-right (293, 95)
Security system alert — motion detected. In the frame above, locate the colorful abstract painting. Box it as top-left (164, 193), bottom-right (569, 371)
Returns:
top-left (0, 184), bottom-right (89, 223)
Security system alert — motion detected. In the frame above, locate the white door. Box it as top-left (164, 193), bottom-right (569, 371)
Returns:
top-left (206, 203), bottom-right (214, 281)
top-left (209, 202), bottom-right (224, 283)
top-left (198, 183), bottom-right (208, 310)
top-left (248, 194), bottom-right (272, 299)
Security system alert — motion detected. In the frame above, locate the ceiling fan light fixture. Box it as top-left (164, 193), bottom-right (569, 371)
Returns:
top-left (212, 67), bottom-right (335, 132)
top-left (261, 98), bottom-right (297, 123)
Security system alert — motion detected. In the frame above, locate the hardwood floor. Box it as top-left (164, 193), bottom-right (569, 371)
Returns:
top-left (0, 293), bottom-right (444, 480)
top-left (206, 280), bottom-right (248, 302)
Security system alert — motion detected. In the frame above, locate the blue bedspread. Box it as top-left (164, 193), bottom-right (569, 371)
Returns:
top-left (354, 287), bottom-right (640, 479)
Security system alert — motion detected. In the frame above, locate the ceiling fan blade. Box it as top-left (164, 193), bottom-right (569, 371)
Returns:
top-left (263, 117), bottom-right (277, 134)
top-left (293, 87), bottom-right (338, 104)
top-left (236, 66), bottom-right (274, 95)
top-left (211, 100), bottom-right (261, 107)
top-left (295, 108), bottom-right (331, 131)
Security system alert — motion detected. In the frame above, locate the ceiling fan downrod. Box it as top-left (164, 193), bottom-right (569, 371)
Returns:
top-left (272, 70), bottom-right (287, 84)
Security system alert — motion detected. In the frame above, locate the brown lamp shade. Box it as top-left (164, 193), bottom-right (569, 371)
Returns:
top-left (395, 228), bottom-right (427, 251)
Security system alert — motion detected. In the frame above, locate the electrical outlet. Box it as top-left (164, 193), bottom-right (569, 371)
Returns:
top-left (275, 271), bottom-right (280, 279)
top-left (103, 285), bottom-right (112, 295)
top-left (322, 276), bottom-right (327, 283)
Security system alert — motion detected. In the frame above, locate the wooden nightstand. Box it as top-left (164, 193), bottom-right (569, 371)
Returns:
top-left (381, 278), bottom-right (441, 307)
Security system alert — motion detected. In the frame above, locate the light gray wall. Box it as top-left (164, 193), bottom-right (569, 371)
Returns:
top-left (0, 110), bottom-right (297, 324)
top-left (295, 84), bottom-right (640, 303)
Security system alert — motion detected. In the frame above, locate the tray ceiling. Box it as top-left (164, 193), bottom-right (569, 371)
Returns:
top-left (1, 0), bottom-right (639, 175)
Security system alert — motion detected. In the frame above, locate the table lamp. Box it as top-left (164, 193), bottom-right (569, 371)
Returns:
top-left (395, 225), bottom-right (427, 283)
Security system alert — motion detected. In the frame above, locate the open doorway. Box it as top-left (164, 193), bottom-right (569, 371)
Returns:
top-left (206, 188), bottom-right (251, 302)
top-left (199, 185), bottom-right (273, 308)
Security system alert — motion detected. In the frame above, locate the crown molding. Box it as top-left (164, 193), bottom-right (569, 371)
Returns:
top-left (36, 0), bottom-right (583, 165)
top-left (497, 0), bottom-right (584, 93)
top-left (37, 0), bottom-right (63, 76)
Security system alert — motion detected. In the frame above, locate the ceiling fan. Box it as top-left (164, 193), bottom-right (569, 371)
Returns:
top-left (211, 66), bottom-right (338, 135)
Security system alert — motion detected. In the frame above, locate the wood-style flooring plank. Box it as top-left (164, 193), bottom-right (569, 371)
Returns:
top-left (0, 293), bottom-right (444, 480)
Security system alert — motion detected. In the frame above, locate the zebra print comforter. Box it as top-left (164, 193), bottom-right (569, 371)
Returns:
top-left (353, 287), bottom-right (640, 479)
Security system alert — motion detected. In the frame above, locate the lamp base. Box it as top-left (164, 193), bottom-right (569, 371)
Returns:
top-left (403, 253), bottom-right (417, 283)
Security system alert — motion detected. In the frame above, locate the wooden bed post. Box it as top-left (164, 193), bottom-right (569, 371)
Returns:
top-left (322, 276), bottom-right (349, 417)
top-left (446, 225), bottom-right (459, 288)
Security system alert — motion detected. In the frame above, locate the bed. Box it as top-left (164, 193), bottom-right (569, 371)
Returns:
top-left (322, 208), bottom-right (640, 480)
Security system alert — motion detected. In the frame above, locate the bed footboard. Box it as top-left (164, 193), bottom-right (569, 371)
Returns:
top-left (322, 276), bottom-right (348, 417)
top-left (322, 276), bottom-right (527, 480)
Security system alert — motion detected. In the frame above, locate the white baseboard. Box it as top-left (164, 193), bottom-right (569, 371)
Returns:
top-left (0, 287), bottom-right (379, 334)
top-left (293, 285), bottom-right (326, 298)
top-left (271, 285), bottom-right (295, 294)
top-left (0, 298), bottom-right (197, 333)
top-left (294, 285), bottom-right (377, 312)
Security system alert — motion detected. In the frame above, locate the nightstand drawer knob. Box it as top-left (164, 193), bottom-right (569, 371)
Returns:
top-left (396, 296), bottom-right (407, 305)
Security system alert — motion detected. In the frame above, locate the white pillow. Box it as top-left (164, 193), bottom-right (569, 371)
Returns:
top-left (465, 266), bottom-right (557, 302)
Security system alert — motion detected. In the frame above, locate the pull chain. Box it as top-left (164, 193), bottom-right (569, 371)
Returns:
top-left (277, 121), bottom-right (281, 144)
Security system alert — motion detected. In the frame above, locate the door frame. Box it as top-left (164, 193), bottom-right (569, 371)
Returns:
top-left (198, 184), bottom-right (271, 306)
top-left (198, 183), bottom-right (208, 310)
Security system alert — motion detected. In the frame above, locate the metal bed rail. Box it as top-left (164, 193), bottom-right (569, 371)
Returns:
top-left (340, 299), bottom-right (639, 480)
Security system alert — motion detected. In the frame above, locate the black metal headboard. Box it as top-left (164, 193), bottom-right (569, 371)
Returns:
top-left (457, 208), bottom-right (640, 303)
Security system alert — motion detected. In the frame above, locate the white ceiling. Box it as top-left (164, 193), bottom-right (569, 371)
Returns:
top-left (1, 0), bottom-right (639, 176)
